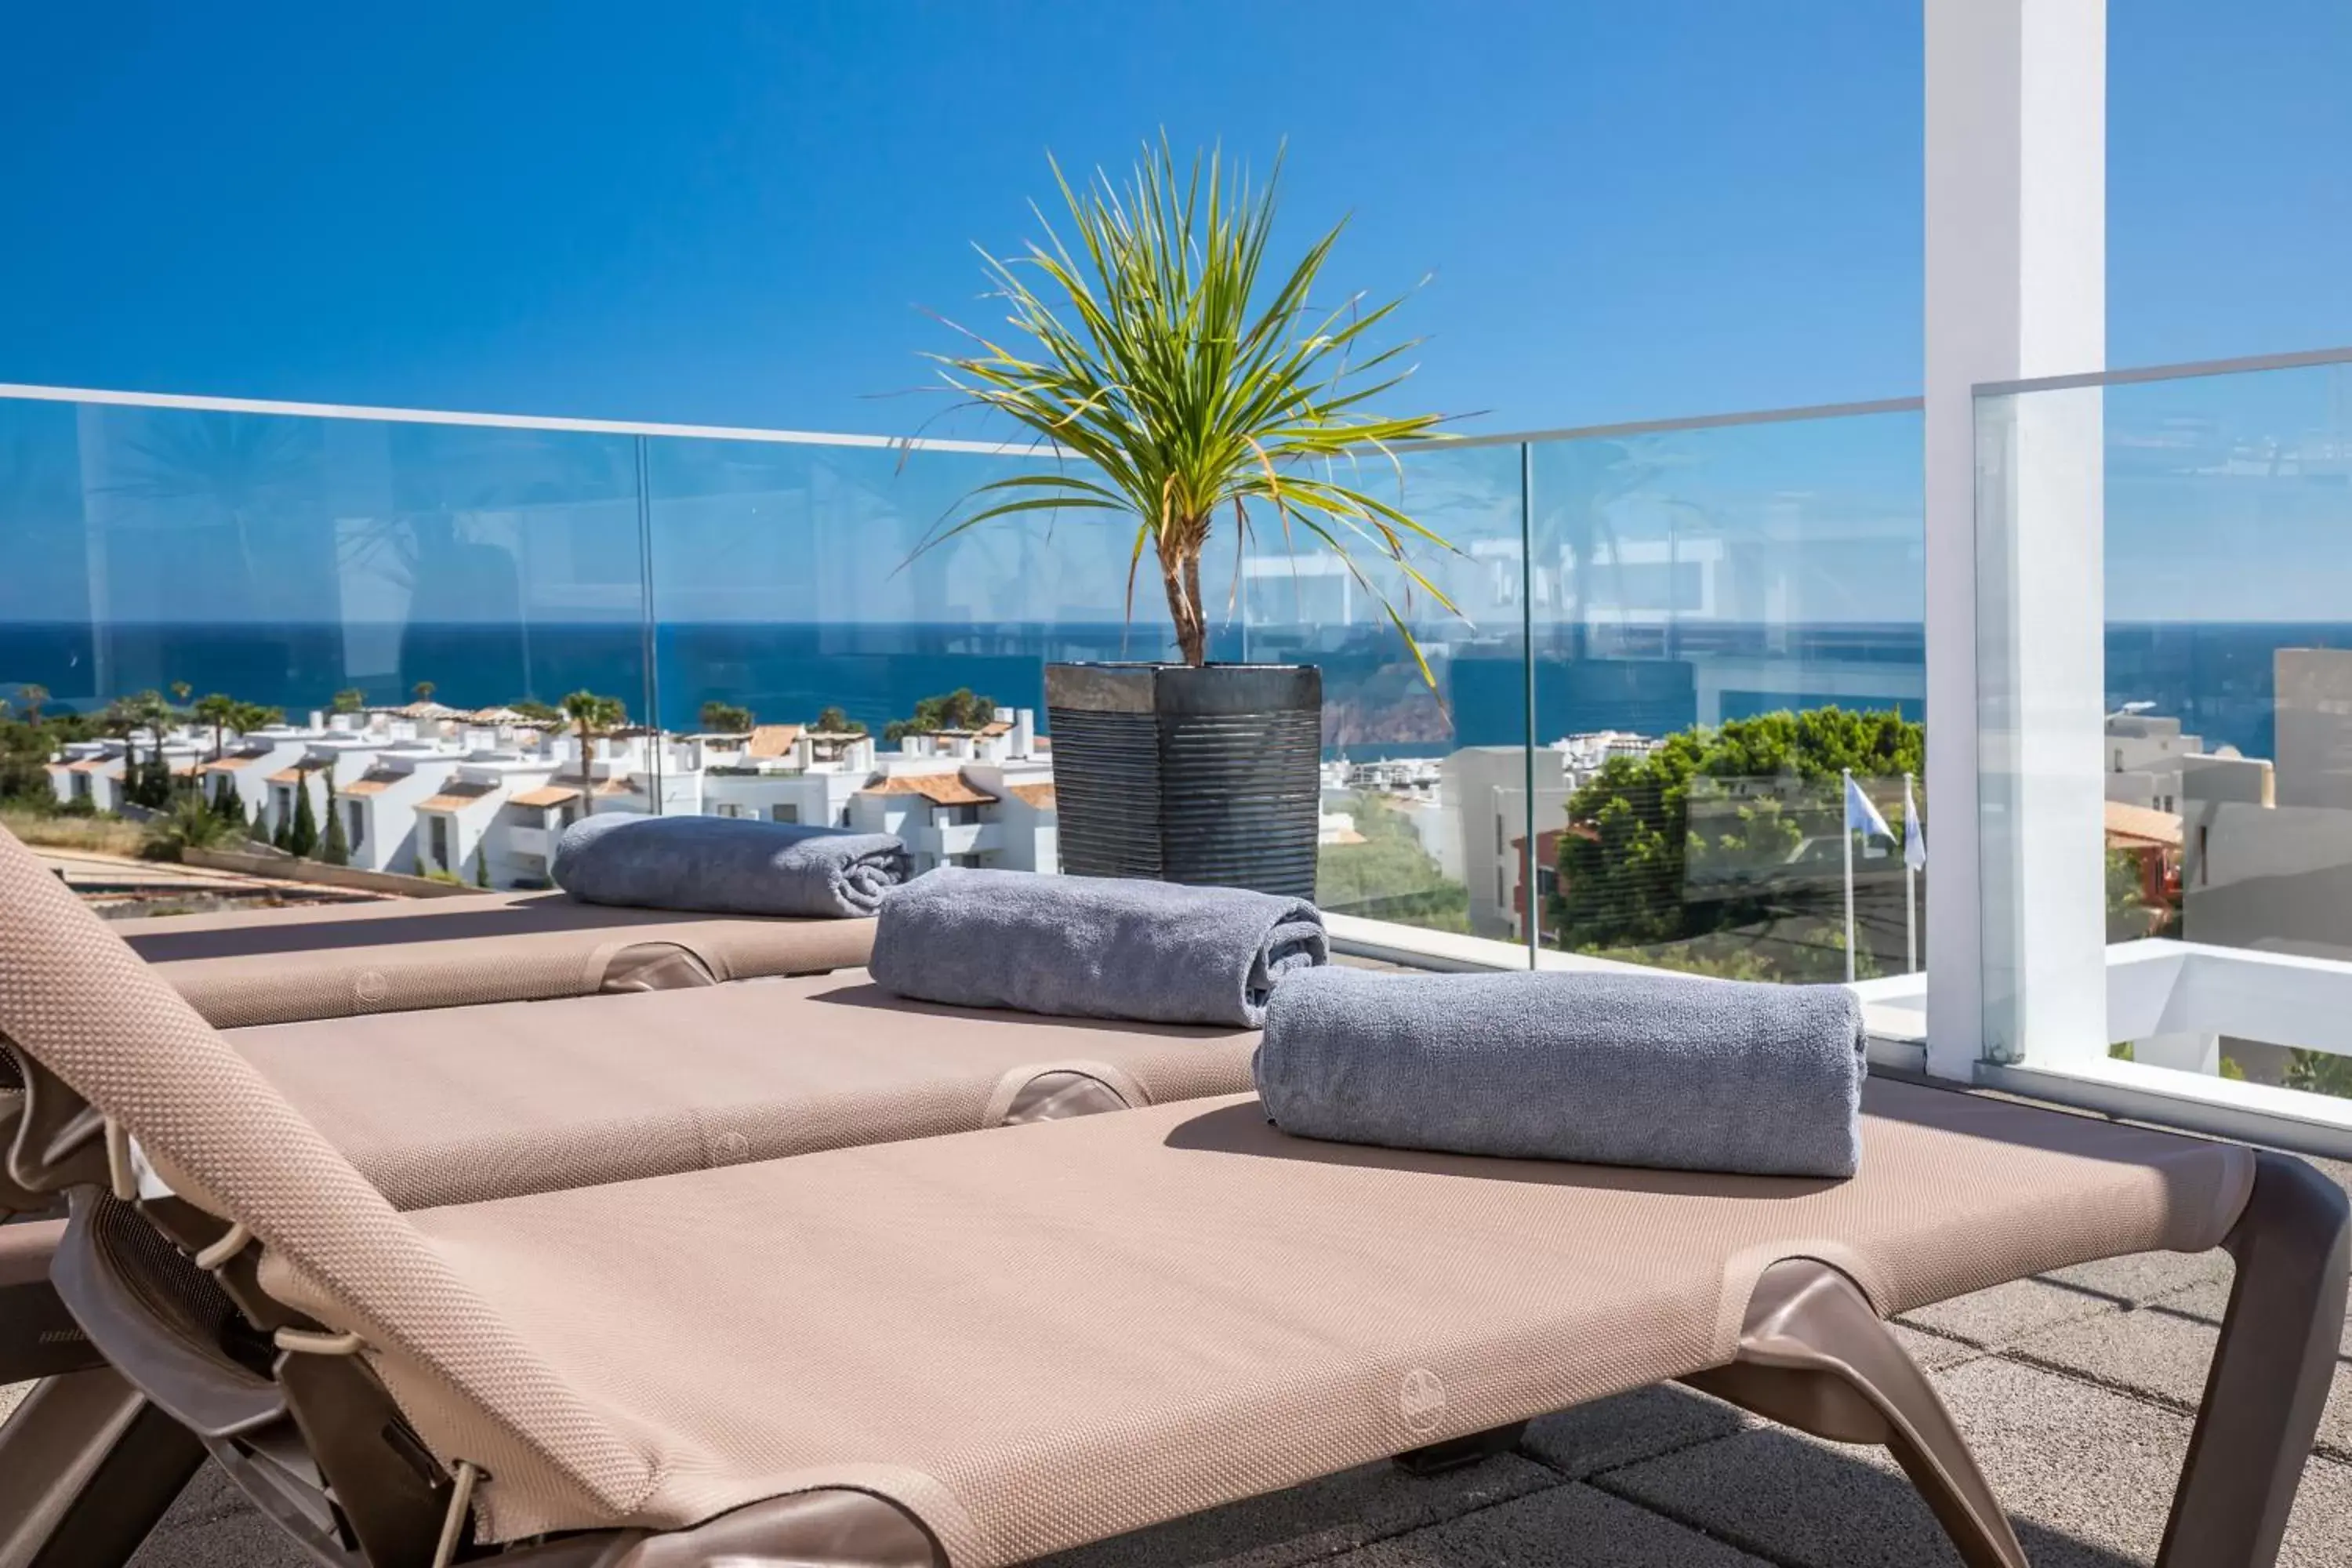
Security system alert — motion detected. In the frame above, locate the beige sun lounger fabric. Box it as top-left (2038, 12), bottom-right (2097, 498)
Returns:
top-left (231, 974), bottom-right (1259, 1209)
top-left (282, 1080), bottom-right (2251, 1562)
top-left (0, 825), bottom-right (2257, 1567)
top-left (118, 890), bottom-right (874, 1026)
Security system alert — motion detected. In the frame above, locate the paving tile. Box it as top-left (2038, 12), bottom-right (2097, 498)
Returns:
top-left (1889, 1320), bottom-right (1984, 1372)
top-left (1893, 1276), bottom-right (2115, 1349)
top-left (1035, 1454), bottom-right (1557, 1568)
top-left (2038, 1247), bottom-right (2233, 1307)
top-left (2153, 1278), bottom-right (2352, 1359)
top-left (136, 1462), bottom-right (260, 1536)
top-left (2015, 1287), bottom-right (2352, 1461)
top-left (127, 1506), bottom-right (313, 1568)
top-left (1521, 1385), bottom-right (1755, 1479)
top-left (1341, 1481), bottom-right (1768, 1567)
top-left (1602, 1356), bottom-right (2352, 1566)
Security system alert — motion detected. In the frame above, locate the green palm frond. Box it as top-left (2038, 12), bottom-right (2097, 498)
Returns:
top-left (915, 136), bottom-right (1461, 677)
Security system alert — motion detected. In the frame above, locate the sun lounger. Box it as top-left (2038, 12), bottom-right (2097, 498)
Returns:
top-left (2, 827), bottom-right (2346, 1568)
top-left (116, 888), bottom-right (877, 1026)
top-left (228, 973), bottom-right (1260, 1210)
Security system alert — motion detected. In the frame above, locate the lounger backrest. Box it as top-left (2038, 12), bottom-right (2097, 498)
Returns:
top-left (0, 826), bottom-right (652, 1521)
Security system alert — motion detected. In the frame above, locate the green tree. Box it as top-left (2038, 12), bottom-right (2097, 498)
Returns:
top-left (1315, 793), bottom-right (1469, 933)
top-left (814, 705), bottom-right (867, 736)
top-left (320, 775), bottom-right (350, 866)
top-left (14, 684), bottom-right (48, 722)
top-left (561, 690), bottom-right (627, 816)
top-left (920, 140), bottom-right (1456, 675)
top-left (2285, 1051), bottom-right (2352, 1101)
top-left (231, 701), bottom-right (282, 735)
top-left (2106, 848), bottom-right (2163, 942)
top-left (0, 713), bottom-right (56, 806)
top-left (412, 681), bottom-right (437, 704)
top-left (168, 681), bottom-right (192, 708)
top-left (699, 700), bottom-right (754, 733)
top-left (507, 699), bottom-right (561, 724)
top-left (193, 692), bottom-right (238, 761)
top-left (287, 778), bottom-right (320, 858)
top-left (138, 748), bottom-right (175, 808)
top-left (474, 847), bottom-right (492, 888)
top-left (884, 688), bottom-right (997, 742)
top-left (213, 773), bottom-right (245, 826)
top-left (1550, 707), bottom-right (1925, 982)
top-left (331, 688), bottom-right (367, 714)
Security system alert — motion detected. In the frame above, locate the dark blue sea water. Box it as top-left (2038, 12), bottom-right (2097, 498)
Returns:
top-left (0, 619), bottom-right (2335, 760)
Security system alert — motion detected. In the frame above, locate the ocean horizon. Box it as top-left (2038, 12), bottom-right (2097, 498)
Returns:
top-left (2, 619), bottom-right (2343, 761)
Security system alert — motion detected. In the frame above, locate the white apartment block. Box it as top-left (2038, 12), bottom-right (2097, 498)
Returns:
top-left (844, 709), bottom-right (1057, 874)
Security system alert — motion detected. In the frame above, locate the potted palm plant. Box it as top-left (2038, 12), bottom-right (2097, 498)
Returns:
top-left (919, 141), bottom-right (1457, 897)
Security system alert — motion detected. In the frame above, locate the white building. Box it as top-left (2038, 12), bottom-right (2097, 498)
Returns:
top-left (844, 708), bottom-right (1056, 873)
top-left (2105, 707), bottom-right (2205, 815)
top-left (1442, 746), bottom-right (1573, 939)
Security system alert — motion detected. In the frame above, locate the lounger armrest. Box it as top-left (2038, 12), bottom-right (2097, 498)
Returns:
top-left (0, 1218), bottom-right (104, 1381)
top-left (49, 1190), bottom-right (285, 1440)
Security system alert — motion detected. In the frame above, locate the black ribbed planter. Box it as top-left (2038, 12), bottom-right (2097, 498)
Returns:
top-left (1045, 663), bottom-right (1322, 899)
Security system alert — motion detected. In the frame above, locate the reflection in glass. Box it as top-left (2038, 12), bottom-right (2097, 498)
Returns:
top-left (1529, 411), bottom-right (1927, 981)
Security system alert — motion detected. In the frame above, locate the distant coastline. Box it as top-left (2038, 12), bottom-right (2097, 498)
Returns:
top-left (2, 619), bottom-right (2341, 759)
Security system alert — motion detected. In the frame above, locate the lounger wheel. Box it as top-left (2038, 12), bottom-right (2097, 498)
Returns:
top-left (1683, 1258), bottom-right (2027, 1568)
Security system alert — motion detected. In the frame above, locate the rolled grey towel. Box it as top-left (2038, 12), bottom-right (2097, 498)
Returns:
top-left (1256, 966), bottom-right (1867, 1178)
top-left (552, 813), bottom-right (909, 917)
top-left (868, 866), bottom-right (1327, 1027)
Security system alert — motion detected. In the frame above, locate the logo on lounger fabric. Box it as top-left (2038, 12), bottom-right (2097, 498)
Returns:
top-left (1399, 1368), bottom-right (1447, 1434)
top-left (353, 971), bottom-right (390, 1004)
top-left (711, 1130), bottom-right (751, 1164)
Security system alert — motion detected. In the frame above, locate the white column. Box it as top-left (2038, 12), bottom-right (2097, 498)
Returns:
top-left (1923, 0), bottom-right (2107, 1078)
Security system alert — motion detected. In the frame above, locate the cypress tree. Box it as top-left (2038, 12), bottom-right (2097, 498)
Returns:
top-left (320, 778), bottom-right (350, 866)
top-left (271, 811), bottom-right (292, 852)
top-left (288, 781), bottom-right (320, 858)
top-left (474, 847), bottom-right (491, 888)
top-left (213, 775), bottom-right (243, 825)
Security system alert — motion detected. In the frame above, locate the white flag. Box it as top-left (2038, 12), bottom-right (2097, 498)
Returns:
top-left (1904, 775), bottom-right (1928, 871)
top-left (1844, 773), bottom-right (1893, 840)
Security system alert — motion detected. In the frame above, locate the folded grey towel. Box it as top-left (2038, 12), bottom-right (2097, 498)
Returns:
top-left (868, 866), bottom-right (1328, 1027)
top-left (552, 813), bottom-right (909, 917)
top-left (1256, 966), bottom-right (1867, 1178)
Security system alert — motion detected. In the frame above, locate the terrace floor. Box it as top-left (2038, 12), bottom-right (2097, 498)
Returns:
top-left (24, 1142), bottom-right (2346, 1568)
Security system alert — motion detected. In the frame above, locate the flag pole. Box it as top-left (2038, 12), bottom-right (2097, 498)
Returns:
top-left (1904, 771), bottom-right (1918, 975)
top-left (1842, 767), bottom-right (1857, 984)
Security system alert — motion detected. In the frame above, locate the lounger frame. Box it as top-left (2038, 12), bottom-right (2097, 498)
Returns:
top-left (5, 1013), bottom-right (2347, 1568)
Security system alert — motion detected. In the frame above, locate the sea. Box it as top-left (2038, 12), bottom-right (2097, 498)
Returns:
top-left (2, 619), bottom-right (2341, 761)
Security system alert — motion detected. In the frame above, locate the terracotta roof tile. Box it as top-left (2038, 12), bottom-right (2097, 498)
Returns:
top-left (199, 755), bottom-right (264, 772)
top-left (416, 781), bottom-right (502, 813)
top-left (746, 724), bottom-right (804, 759)
top-left (2103, 800), bottom-right (2183, 850)
top-left (1005, 782), bottom-right (1058, 809)
top-left (510, 785), bottom-right (583, 808)
top-left (857, 771), bottom-right (995, 807)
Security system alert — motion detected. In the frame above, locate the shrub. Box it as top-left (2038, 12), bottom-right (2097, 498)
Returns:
top-left (140, 796), bottom-right (234, 862)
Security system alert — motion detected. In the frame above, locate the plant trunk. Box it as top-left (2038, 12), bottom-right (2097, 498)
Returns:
top-left (1160, 528), bottom-right (1209, 666)
top-left (575, 722), bottom-right (595, 817)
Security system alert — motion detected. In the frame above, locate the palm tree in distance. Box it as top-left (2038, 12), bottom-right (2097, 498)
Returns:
top-left (561, 690), bottom-right (626, 817)
top-left (14, 684), bottom-right (47, 723)
top-left (193, 693), bottom-right (237, 764)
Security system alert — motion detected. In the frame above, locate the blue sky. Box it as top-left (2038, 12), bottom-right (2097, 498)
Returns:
top-left (1, 1), bottom-right (2346, 437)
